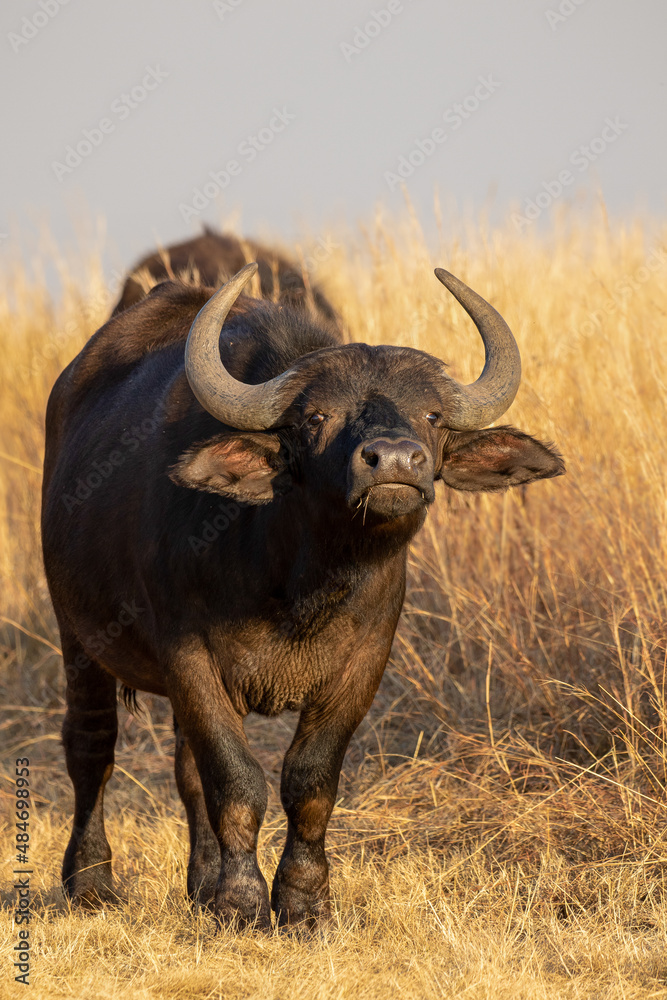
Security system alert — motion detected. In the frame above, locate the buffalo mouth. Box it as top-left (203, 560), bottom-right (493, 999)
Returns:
top-left (353, 482), bottom-right (432, 520)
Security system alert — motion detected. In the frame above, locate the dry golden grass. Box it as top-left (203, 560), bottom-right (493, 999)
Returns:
top-left (2, 204), bottom-right (667, 997)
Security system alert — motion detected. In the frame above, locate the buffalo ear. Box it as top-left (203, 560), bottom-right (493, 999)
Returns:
top-left (438, 426), bottom-right (565, 492)
top-left (170, 432), bottom-right (291, 503)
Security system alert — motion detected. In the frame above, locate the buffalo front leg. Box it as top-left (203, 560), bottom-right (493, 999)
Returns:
top-left (170, 678), bottom-right (270, 929)
top-left (174, 716), bottom-right (220, 909)
top-left (272, 682), bottom-right (383, 928)
top-left (61, 639), bottom-right (119, 906)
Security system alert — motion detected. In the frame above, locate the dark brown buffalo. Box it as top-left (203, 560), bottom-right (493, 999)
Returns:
top-left (41, 239), bottom-right (563, 929)
top-left (112, 227), bottom-right (339, 327)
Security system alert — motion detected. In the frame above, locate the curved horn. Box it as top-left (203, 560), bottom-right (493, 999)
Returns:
top-left (434, 268), bottom-right (521, 430)
top-left (184, 263), bottom-right (300, 430)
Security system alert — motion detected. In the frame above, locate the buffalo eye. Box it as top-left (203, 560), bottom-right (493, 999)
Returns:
top-left (307, 412), bottom-right (326, 426)
top-left (425, 412), bottom-right (439, 426)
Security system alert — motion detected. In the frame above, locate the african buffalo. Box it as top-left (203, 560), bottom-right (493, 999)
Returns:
top-left (112, 227), bottom-right (338, 326)
top-left (41, 241), bottom-right (563, 929)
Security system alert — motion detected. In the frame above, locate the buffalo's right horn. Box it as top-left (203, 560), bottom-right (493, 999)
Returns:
top-left (184, 263), bottom-right (302, 430)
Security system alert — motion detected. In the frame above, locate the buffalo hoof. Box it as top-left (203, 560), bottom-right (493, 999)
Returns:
top-left (63, 841), bottom-right (122, 909)
top-left (64, 882), bottom-right (125, 909)
top-left (271, 878), bottom-right (332, 930)
top-left (214, 900), bottom-right (272, 932)
top-left (213, 863), bottom-right (271, 931)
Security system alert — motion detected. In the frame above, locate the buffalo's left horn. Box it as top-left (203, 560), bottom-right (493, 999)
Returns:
top-left (184, 263), bottom-right (302, 430)
top-left (434, 268), bottom-right (521, 430)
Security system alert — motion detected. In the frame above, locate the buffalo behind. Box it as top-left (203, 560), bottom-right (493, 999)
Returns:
top-left (41, 232), bottom-right (564, 929)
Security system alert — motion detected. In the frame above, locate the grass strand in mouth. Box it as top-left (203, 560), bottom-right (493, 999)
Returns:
top-left (363, 487), bottom-right (372, 525)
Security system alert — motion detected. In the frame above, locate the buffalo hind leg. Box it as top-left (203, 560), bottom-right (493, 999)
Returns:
top-left (61, 639), bottom-right (119, 906)
top-left (170, 676), bottom-right (271, 930)
top-left (174, 716), bottom-right (220, 909)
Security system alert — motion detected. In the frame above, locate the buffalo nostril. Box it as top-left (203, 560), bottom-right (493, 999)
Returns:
top-left (410, 449), bottom-right (426, 468)
top-left (361, 447), bottom-right (379, 469)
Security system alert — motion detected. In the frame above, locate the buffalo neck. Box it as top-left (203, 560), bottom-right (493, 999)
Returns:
top-left (186, 483), bottom-right (425, 616)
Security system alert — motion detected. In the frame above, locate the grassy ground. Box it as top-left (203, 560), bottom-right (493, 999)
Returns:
top-left (2, 205), bottom-right (667, 998)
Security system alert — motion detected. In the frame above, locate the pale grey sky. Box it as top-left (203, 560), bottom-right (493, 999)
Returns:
top-left (2, 0), bottom-right (666, 274)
